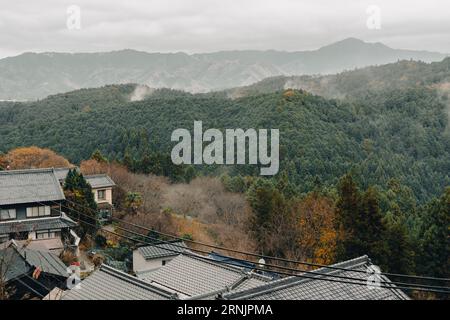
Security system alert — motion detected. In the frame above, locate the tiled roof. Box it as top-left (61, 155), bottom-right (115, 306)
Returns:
top-left (0, 168), bottom-right (65, 206)
top-left (208, 252), bottom-right (256, 270)
top-left (0, 247), bottom-right (30, 282)
top-left (20, 248), bottom-right (68, 277)
top-left (53, 168), bottom-right (72, 182)
top-left (85, 175), bottom-right (116, 188)
top-left (0, 242), bottom-right (68, 282)
top-left (62, 264), bottom-right (177, 300)
top-left (222, 256), bottom-right (410, 300)
top-left (0, 214), bottom-right (77, 235)
top-left (142, 254), bottom-right (272, 298)
top-left (137, 240), bottom-right (188, 260)
top-left (54, 168), bottom-right (116, 189)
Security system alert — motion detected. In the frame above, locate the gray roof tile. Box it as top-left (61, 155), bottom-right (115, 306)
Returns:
top-left (0, 214), bottom-right (77, 235)
top-left (0, 247), bottom-right (30, 282)
top-left (0, 168), bottom-right (65, 206)
top-left (62, 264), bottom-right (176, 300)
top-left (142, 254), bottom-right (272, 297)
top-left (85, 175), bottom-right (116, 188)
top-left (53, 168), bottom-right (73, 182)
top-left (54, 168), bottom-right (116, 189)
top-left (20, 248), bottom-right (68, 277)
top-left (222, 256), bottom-right (410, 300)
top-left (137, 241), bottom-right (188, 260)
top-left (0, 243), bottom-right (68, 282)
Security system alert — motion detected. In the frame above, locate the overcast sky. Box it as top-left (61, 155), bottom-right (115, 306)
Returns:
top-left (0, 0), bottom-right (449, 58)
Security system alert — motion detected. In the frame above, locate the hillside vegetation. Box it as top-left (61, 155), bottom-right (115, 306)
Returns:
top-left (225, 57), bottom-right (450, 99)
top-left (0, 79), bottom-right (448, 202)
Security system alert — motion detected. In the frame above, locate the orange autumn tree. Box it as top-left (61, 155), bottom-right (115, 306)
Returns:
top-left (295, 192), bottom-right (337, 265)
top-left (1, 146), bottom-right (72, 170)
top-left (80, 159), bottom-right (109, 175)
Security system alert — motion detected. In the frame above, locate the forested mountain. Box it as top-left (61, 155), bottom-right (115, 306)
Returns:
top-left (1, 54), bottom-right (449, 283)
top-left (0, 38), bottom-right (446, 100)
top-left (0, 81), bottom-right (448, 202)
top-left (225, 57), bottom-right (450, 99)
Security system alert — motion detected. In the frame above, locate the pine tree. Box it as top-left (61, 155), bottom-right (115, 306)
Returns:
top-left (122, 150), bottom-right (134, 171)
top-left (91, 149), bottom-right (108, 163)
top-left (247, 178), bottom-right (287, 255)
top-left (416, 187), bottom-right (450, 278)
top-left (63, 169), bottom-right (98, 236)
top-left (335, 174), bottom-right (361, 260)
top-left (359, 187), bottom-right (389, 269)
top-left (336, 175), bottom-right (390, 269)
top-left (385, 219), bottom-right (415, 274)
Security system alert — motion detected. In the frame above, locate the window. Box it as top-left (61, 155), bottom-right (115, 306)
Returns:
top-left (0, 209), bottom-right (16, 221)
top-left (98, 190), bottom-right (106, 200)
top-left (26, 206), bottom-right (51, 218)
top-left (36, 230), bottom-right (60, 240)
top-left (162, 260), bottom-right (167, 266)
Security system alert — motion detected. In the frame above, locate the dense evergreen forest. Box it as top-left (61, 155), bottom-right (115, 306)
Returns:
top-left (0, 58), bottom-right (449, 285)
top-left (0, 60), bottom-right (449, 202)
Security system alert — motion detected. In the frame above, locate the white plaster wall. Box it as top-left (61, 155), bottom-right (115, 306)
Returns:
top-left (133, 250), bottom-right (174, 274)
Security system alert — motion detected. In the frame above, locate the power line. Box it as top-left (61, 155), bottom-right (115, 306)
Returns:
top-left (61, 196), bottom-right (450, 283)
top-left (19, 184), bottom-right (450, 294)
top-left (63, 208), bottom-right (450, 295)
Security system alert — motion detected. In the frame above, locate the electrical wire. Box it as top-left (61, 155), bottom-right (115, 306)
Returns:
top-left (60, 196), bottom-right (450, 283)
top-left (63, 208), bottom-right (450, 295)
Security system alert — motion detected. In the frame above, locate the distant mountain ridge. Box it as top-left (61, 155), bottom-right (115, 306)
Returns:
top-left (0, 38), bottom-right (447, 100)
top-left (224, 57), bottom-right (450, 99)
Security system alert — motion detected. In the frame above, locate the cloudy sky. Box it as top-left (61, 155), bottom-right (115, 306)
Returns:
top-left (0, 0), bottom-right (449, 58)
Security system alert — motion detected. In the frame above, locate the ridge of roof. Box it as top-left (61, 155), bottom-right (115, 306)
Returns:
top-left (183, 252), bottom-right (257, 274)
top-left (99, 264), bottom-right (178, 299)
top-left (84, 174), bottom-right (116, 187)
top-left (0, 168), bottom-right (55, 175)
top-left (221, 255), bottom-right (381, 300)
top-left (137, 240), bottom-right (188, 259)
top-left (84, 174), bottom-right (111, 178)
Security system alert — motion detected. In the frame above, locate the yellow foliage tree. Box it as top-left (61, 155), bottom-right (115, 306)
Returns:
top-left (2, 146), bottom-right (71, 170)
top-left (295, 193), bottom-right (337, 265)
